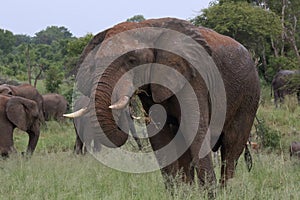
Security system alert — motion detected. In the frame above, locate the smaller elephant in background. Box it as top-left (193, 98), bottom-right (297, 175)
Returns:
top-left (290, 141), bottom-right (300, 158)
top-left (72, 95), bottom-right (101, 154)
top-left (0, 78), bottom-right (19, 86)
top-left (43, 93), bottom-right (68, 122)
top-left (0, 94), bottom-right (40, 156)
top-left (271, 70), bottom-right (300, 107)
top-left (0, 83), bottom-right (45, 123)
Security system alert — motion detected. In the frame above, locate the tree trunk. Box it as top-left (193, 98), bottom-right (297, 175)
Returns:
top-left (25, 44), bottom-right (32, 85)
top-left (33, 65), bottom-right (43, 88)
top-left (280, 0), bottom-right (287, 56)
top-left (287, 16), bottom-right (300, 63)
top-left (270, 37), bottom-right (279, 58)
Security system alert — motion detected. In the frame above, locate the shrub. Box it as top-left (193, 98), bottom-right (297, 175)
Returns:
top-left (45, 65), bottom-right (63, 93)
top-left (255, 117), bottom-right (281, 150)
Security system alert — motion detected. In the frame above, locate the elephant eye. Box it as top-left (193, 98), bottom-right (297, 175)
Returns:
top-left (128, 56), bottom-right (138, 65)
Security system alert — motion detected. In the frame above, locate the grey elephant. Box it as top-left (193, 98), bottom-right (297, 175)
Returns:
top-left (43, 93), bottom-right (68, 122)
top-left (69, 95), bottom-right (102, 154)
top-left (0, 94), bottom-right (40, 156)
top-left (66, 18), bottom-right (260, 192)
top-left (271, 70), bottom-right (300, 107)
top-left (0, 83), bottom-right (45, 123)
top-left (65, 95), bottom-right (142, 154)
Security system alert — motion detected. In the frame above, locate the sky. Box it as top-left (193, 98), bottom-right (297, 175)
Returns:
top-left (0, 0), bottom-right (211, 37)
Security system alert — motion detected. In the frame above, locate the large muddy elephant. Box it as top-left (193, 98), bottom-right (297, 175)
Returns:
top-left (43, 93), bottom-right (68, 122)
top-left (0, 94), bottom-right (40, 156)
top-left (271, 70), bottom-right (300, 107)
top-left (67, 18), bottom-right (260, 191)
top-left (0, 83), bottom-right (45, 124)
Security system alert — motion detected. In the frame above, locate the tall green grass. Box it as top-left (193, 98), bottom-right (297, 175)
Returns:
top-left (1, 149), bottom-right (299, 199)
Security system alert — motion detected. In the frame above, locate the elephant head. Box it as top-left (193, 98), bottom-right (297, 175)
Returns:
top-left (0, 83), bottom-right (45, 123)
top-left (0, 95), bottom-right (40, 156)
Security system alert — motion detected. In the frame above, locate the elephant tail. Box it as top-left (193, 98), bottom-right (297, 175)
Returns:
top-left (244, 144), bottom-right (253, 172)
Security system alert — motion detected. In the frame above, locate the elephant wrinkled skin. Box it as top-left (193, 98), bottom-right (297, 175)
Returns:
top-left (0, 94), bottom-right (40, 156)
top-left (72, 18), bottom-right (260, 190)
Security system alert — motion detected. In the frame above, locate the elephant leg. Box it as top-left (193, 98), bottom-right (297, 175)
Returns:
top-left (169, 123), bottom-right (194, 184)
top-left (279, 90), bottom-right (285, 104)
top-left (148, 123), bottom-right (180, 192)
top-left (220, 107), bottom-right (254, 186)
top-left (74, 134), bottom-right (84, 154)
top-left (274, 90), bottom-right (279, 108)
top-left (189, 141), bottom-right (216, 189)
top-left (93, 140), bottom-right (102, 152)
top-left (26, 130), bottom-right (40, 154)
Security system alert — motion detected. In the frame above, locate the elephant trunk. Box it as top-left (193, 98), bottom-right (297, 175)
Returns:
top-left (92, 71), bottom-right (131, 148)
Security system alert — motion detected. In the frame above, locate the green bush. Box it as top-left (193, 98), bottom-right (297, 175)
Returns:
top-left (45, 65), bottom-right (63, 93)
top-left (255, 117), bottom-right (281, 150)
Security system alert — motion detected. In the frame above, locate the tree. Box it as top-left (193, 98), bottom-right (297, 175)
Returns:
top-left (126, 15), bottom-right (146, 22)
top-left (64, 34), bottom-right (93, 76)
top-left (192, 2), bottom-right (282, 81)
top-left (14, 34), bottom-right (32, 46)
top-left (0, 29), bottom-right (15, 54)
top-left (33, 26), bottom-right (73, 45)
top-left (45, 65), bottom-right (64, 93)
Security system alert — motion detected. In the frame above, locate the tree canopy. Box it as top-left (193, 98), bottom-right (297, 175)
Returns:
top-left (192, 0), bottom-right (300, 81)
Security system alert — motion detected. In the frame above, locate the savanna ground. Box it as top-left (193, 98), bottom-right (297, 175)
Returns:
top-left (0, 83), bottom-right (299, 200)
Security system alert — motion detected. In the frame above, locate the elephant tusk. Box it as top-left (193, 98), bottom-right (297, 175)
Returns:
top-left (109, 96), bottom-right (130, 110)
top-left (131, 115), bottom-right (142, 120)
top-left (63, 107), bottom-right (88, 118)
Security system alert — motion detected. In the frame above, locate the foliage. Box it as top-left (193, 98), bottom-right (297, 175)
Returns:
top-left (192, 2), bottom-right (281, 53)
top-left (67, 34), bottom-right (93, 57)
top-left (255, 117), bottom-right (282, 150)
top-left (265, 56), bottom-right (299, 80)
top-left (33, 26), bottom-right (73, 45)
top-left (126, 15), bottom-right (146, 22)
top-left (191, 0), bottom-right (300, 82)
top-left (45, 65), bottom-right (64, 93)
top-left (64, 34), bottom-right (93, 76)
top-left (0, 29), bottom-right (15, 54)
top-left (14, 34), bottom-right (32, 46)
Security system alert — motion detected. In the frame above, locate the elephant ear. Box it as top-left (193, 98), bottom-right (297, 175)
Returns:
top-left (6, 96), bottom-right (39, 131)
top-left (150, 18), bottom-right (211, 103)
